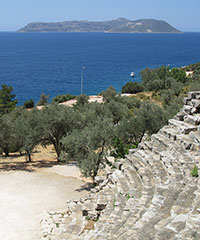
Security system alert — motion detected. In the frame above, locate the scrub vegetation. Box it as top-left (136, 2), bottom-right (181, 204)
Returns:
top-left (0, 63), bottom-right (199, 180)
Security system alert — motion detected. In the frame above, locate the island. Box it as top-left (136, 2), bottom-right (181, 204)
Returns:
top-left (18, 18), bottom-right (181, 33)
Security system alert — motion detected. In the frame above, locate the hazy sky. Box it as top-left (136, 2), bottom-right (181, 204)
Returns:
top-left (1, 0), bottom-right (199, 31)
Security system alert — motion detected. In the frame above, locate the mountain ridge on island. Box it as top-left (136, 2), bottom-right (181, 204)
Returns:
top-left (18, 18), bottom-right (181, 33)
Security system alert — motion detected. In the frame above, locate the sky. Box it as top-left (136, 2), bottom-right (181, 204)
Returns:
top-left (0, 0), bottom-right (199, 31)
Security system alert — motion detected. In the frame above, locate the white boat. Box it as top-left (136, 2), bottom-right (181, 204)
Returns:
top-left (130, 72), bottom-right (135, 77)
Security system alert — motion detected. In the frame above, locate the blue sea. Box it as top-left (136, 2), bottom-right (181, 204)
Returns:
top-left (0, 32), bottom-right (200, 105)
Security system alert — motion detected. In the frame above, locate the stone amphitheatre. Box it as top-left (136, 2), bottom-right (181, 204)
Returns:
top-left (38, 91), bottom-right (200, 240)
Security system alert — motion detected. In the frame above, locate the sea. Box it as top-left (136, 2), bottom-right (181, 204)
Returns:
top-left (0, 32), bottom-right (200, 105)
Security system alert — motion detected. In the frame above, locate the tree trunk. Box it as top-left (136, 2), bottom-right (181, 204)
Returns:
top-left (26, 151), bottom-right (31, 162)
top-left (93, 145), bottom-right (105, 183)
top-left (53, 141), bottom-right (61, 161)
top-left (138, 130), bottom-right (146, 143)
top-left (4, 148), bottom-right (9, 157)
top-left (49, 134), bottom-right (61, 162)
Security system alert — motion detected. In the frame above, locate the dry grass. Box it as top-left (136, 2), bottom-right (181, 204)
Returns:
top-left (0, 145), bottom-right (60, 172)
top-left (83, 219), bottom-right (95, 231)
top-left (129, 91), bottom-right (163, 107)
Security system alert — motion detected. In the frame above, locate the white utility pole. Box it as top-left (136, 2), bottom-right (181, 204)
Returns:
top-left (81, 67), bottom-right (86, 95)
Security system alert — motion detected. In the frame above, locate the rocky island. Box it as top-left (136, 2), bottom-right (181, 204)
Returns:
top-left (18, 18), bottom-right (181, 33)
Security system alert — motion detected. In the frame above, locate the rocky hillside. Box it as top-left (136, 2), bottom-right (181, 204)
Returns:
top-left (40, 91), bottom-right (200, 239)
top-left (18, 18), bottom-right (180, 33)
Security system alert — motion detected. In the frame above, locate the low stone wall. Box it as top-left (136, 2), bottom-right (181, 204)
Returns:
top-left (40, 91), bottom-right (200, 240)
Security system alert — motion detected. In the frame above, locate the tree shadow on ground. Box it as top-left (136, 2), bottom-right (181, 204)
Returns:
top-left (75, 183), bottom-right (95, 192)
top-left (0, 160), bottom-right (64, 172)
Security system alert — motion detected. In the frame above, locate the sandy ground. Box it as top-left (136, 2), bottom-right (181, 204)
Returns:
top-left (0, 146), bottom-right (90, 240)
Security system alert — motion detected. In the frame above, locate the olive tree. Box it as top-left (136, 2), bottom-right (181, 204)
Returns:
top-left (0, 114), bottom-right (14, 156)
top-left (40, 103), bottom-right (81, 160)
top-left (13, 109), bottom-right (42, 162)
top-left (117, 101), bottom-right (166, 145)
top-left (61, 117), bottom-right (115, 181)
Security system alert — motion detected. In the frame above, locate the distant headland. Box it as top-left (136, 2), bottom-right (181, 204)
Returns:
top-left (18, 18), bottom-right (181, 33)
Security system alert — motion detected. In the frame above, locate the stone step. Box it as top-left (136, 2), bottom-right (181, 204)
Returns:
top-left (140, 141), bottom-right (184, 180)
top-left (159, 127), bottom-right (195, 150)
top-left (140, 150), bottom-right (169, 184)
top-left (189, 130), bottom-right (200, 146)
top-left (149, 133), bottom-right (196, 179)
top-left (109, 169), bottom-right (133, 194)
top-left (159, 125), bottom-right (180, 141)
top-left (41, 91), bottom-right (200, 240)
top-left (154, 183), bottom-right (198, 239)
top-left (121, 164), bottom-right (143, 198)
top-left (184, 114), bottom-right (200, 125)
top-left (131, 184), bottom-right (183, 239)
top-left (151, 132), bottom-right (176, 148)
top-left (92, 152), bottom-right (156, 237)
top-left (168, 119), bottom-right (197, 134)
top-left (142, 139), bottom-right (168, 155)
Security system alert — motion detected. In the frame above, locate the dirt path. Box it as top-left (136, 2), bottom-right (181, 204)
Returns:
top-left (0, 166), bottom-right (89, 240)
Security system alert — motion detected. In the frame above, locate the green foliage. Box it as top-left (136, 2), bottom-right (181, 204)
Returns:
top-left (61, 117), bottom-right (115, 180)
top-left (85, 216), bottom-right (91, 221)
top-left (55, 223), bottom-right (60, 228)
top-left (120, 96), bottom-right (141, 110)
top-left (13, 109), bottom-right (42, 161)
top-left (117, 101), bottom-right (166, 145)
top-left (140, 66), bottom-right (170, 91)
top-left (125, 193), bottom-right (134, 200)
top-left (122, 82), bottom-right (144, 94)
top-left (76, 94), bottom-right (89, 106)
top-left (37, 93), bottom-right (49, 106)
top-left (105, 100), bottom-right (129, 124)
top-left (52, 93), bottom-right (76, 103)
top-left (137, 101), bottom-right (167, 135)
top-left (40, 103), bottom-right (80, 160)
top-left (101, 86), bottom-right (117, 102)
top-left (113, 199), bottom-right (116, 209)
top-left (111, 137), bottom-right (129, 159)
top-left (0, 84), bottom-right (17, 115)
top-left (0, 114), bottom-right (15, 156)
top-left (188, 81), bottom-right (200, 91)
top-left (140, 66), bottom-right (186, 93)
top-left (170, 68), bottom-right (187, 83)
top-left (0, 107), bottom-right (25, 156)
top-left (191, 166), bottom-right (198, 178)
top-left (1, 63), bottom-right (199, 179)
top-left (24, 99), bottom-right (34, 109)
top-left (183, 62), bottom-right (200, 72)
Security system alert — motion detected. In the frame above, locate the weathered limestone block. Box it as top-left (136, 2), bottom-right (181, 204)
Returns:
top-left (175, 111), bottom-right (184, 121)
top-left (40, 91), bottom-right (200, 240)
top-left (169, 119), bottom-right (197, 134)
top-left (188, 91), bottom-right (200, 99)
top-left (94, 176), bottom-right (107, 185)
top-left (184, 114), bottom-right (200, 125)
top-left (191, 99), bottom-right (200, 108)
top-left (182, 105), bottom-right (193, 114)
top-left (183, 97), bottom-right (191, 105)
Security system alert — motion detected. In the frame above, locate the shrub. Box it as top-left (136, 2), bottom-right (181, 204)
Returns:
top-left (191, 166), bottom-right (198, 178)
top-left (100, 86), bottom-right (117, 102)
top-left (122, 82), bottom-right (144, 94)
top-left (0, 84), bottom-right (18, 115)
top-left (24, 99), bottom-right (34, 109)
top-left (37, 93), bottom-right (49, 106)
top-left (111, 137), bottom-right (129, 159)
top-left (52, 93), bottom-right (76, 103)
top-left (76, 94), bottom-right (89, 106)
